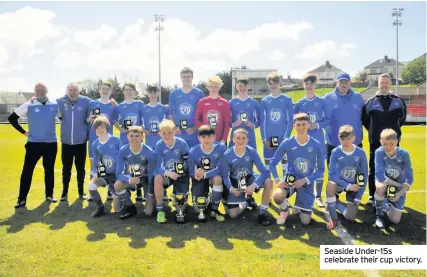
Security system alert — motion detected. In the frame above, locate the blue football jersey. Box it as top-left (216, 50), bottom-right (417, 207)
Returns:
top-left (329, 145), bottom-right (368, 199)
top-left (141, 103), bottom-right (168, 149)
top-left (229, 97), bottom-right (261, 149)
top-left (294, 96), bottom-right (331, 145)
top-left (88, 100), bottom-right (117, 144)
top-left (188, 142), bottom-right (227, 179)
top-left (154, 137), bottom-right (190, 176)
top-left (270, 136), bottom-right (324, 183)
top-left (92, 135), bottom-right (122, 174)
top-left (116, 143), bottom-right (156, 183)
top-left (375, 147), bottom-right (413, 186)
top-left (219, 145), bottom-right (269, 191)
top-left (260, 94), bottom-right (294, 142)
top-left (115, 100), bottom-right (145, 144)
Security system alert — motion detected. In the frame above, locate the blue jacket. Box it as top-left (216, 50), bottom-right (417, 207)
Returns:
top-left (323, 88), bottom-right (364, 146)
top-left (57, 95), bottom-right (91, 145)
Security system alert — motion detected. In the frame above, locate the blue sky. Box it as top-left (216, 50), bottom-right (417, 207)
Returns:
top-left (0, 1), bottom-right (425, 97)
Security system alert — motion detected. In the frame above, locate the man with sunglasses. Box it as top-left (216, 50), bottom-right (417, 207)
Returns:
top-left (323, 73), bottom-right (364, 164)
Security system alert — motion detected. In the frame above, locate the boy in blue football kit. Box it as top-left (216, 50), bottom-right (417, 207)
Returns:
top-left (141, 84), bottom-right (168, 150)
top-left (374, 129), bottom-right (413, 229)
top-left (270, 113), bottom-right (324, 226)
top-left (115, 126), bottom-right (157, 220)
top-left (168, 67), bottom-right (205, 148)
top-left (153, 120), bottom-right (190, 224)
top-left (260, 72), bottom-right (293, 175)
top-left (87, 82), bottom-right (117, 195)
top-left (220, 128), bottom-right (273, 226)
top-left (229, 77), bottom-right (261, 150)
top-left (88, 116), bottom-right (122, 218)
top-left (326, 125), bottom-right (368, 230)
top-left (188, 125), bottom-right (227, 223)
top-left (113, 83), bottom-right (145, 202)
top-left (294, 74), bottom-right (330, 208)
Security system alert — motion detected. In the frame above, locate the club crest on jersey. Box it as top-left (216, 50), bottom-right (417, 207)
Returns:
top-left (307, 113), bottom-right (317, 123)
top-left (386, 165), bottom-right (402, 180)
top-left (101, 156), bottom-right (114, 169)
top-left (354, 156), bottom-right (360, 162)
top-left (269, 108), bottom-right (282, 122)
top-left (174, 149), bottom-right (180, 155)
top-left (294, 157), bottom-right (309, 174)
top-left (244, 156), bottom-right (250, 162)
top-left (307, 147), bottom-right (313, 152)
top-left (179, 103), bottom-right (192, 115)
top-left (341, 167), bottom-right (356, 180)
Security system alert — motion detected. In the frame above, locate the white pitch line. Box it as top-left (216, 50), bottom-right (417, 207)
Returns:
top-left (321, 209), bottom-right (381, 277)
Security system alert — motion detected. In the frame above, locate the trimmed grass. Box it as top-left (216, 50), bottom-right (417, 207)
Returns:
top-left (0, 125), bottom-right (425, 277)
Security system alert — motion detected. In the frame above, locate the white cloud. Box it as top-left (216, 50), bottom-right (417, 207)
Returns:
top-left (268, 51), bottom-right (287, 61)
top-left (288, 65), bottom-right (318, 79)
top-left (0, 7), bottom-right (62, 51)
top-left (295, 40), bottom-right (358, 61)
top-left (0, 44), bottom-right (9, 66)
top-left (54, 37), bottom-right (70, 48)
top-left (54, 19), bottom-right (313, 85)
top-left (74, 24), bottom-right (118, 49)
top-left (0, 63), bottom-right (24, 74)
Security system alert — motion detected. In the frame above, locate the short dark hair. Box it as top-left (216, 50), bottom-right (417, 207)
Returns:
top-left (147, 83), bottom-right (160, 93)
top-left (293, 113), bottom-right (310, 123)
top-left (303, 73), bottom-right (317, 83)
top-left (180, 67), bottom-right (193, 77)
top-left (237, 76), bottom-right (249, 85)
top-left (339, 125), bottom-right (354, 139)
top-left (198, 125), bottom-right (215, 137)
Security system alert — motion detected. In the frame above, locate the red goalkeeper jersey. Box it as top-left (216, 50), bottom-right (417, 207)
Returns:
top-left (195, 96), bottom-right (231, 142)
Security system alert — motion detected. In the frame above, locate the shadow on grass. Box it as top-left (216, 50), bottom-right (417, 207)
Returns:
top-left (1, 198), bottom-right (425, 250)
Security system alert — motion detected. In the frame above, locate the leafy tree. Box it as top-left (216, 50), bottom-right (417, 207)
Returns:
top-left (401, 55), bottom-right (426, 85)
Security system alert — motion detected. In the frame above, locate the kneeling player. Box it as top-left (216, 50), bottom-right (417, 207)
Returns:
top-left (220, 128), bottom-right (273, 226)
top-left (270, 113), bottom-right (324, 226)
top-left (88, 116), bottom-right (122, 217)
top-left (374, 129), bottom-right (413, 229)
top-left (154, 120), bottom-right (190, 224)
top-left (115, 126), bottom-right (156, 220)
top-left (188, 125), bottom-right (227, 223)
top-left (326, 125), bottom-right (368, 230)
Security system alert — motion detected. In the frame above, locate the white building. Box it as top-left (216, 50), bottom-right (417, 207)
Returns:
top-left (308, 61), bottom-right (345, 84)
top-left (231, 68), bottom-right (277, 96)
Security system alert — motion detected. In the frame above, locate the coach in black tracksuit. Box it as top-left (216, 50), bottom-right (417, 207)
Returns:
top-left (361, 74), bottom-right (406, 205)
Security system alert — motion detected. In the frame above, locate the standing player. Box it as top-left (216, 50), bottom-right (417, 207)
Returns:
top-left (113, 82), bottom-right (145, 202)
top-left (220, 128), bottom-right (273, 226)
top-left (260, 72), bottom-right (293, 176)
top-left (88, 116), bottom-right (122, 218)
top-left (168, 67), bottom-right (205, 148)
top-left (270, 113), bottom-right (324, 226)
top-left (153, 120), bottom-right (190, 224)
top-left (229, 77), bottom-right (261, 150)
top-left (188, 125), bottom-right (227, 222)
top-left (115, 126), bottom-right (157, 219)
top-left (374, 129), bottom-right (413, 229)
top-left (141, 84), bottom-right (168, 150)
top-left (294, 73), bottom-right (330, 208)
top-left (194, 76), bottom-right (231, 144)
top-left (87, 81), bottom-right (117, 198)
top-left (325, 125), bottom-right (368, 230)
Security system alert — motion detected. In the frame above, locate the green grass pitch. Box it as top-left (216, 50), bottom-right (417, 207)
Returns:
top-left (0, 124), bottom-right (425, 277)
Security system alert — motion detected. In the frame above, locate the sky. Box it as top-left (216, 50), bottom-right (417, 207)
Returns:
top-left (0, 1), bottom-right (426, 98)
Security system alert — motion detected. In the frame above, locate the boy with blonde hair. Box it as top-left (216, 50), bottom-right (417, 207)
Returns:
top-left (195, 76), bottom-right (231, 143)
top-left (153, 119), bottom-right (190, 223)
top-left (374, 129), bottom-right (413, 229)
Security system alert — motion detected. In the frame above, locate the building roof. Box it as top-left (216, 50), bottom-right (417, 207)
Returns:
top-left (310, 62), bottom-right (343, 73)
top-left (364, 56), bottom-right (404, 68)
top-left (0, 92), bottom-right (28, 105)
